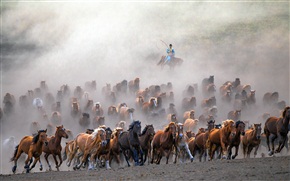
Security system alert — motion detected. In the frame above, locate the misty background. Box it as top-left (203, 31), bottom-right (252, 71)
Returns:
top-left (0, 1), bottom-right (289, 174)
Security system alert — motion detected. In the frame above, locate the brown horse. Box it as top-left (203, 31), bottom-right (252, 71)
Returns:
top-left (181, 97), bottom-right (196, 111)
top-left (50, 111), bottom-right (62, 126)
top-left (207, 120), bottom-right (237, 160)
top-left (71, 102), bottom-right (81, 118)
top-left (201, 96), bottom-right (216, 108)
top-left (128, 77), bottom-right (140, 94)
top-left (227, 110), bottom-right (241, 122)
top-left (227, 121), bottom-right (246, 159)
top-left (135, 96), bottom-right (145, 111)
top-left (191, 120), bottom-right (215, 162)
top-left (107, 105), bottom-right (118, 119)
top-left (151, 122), bottom-right (176, 164)
top-left (242, 123), bottom-right (262, 158)
top-left (183, 110), bottom-right (195, 122)
top-left (92, 102), bottom-right (104, 117)
top-left (167, 113), bottom-right (178, 123)
top-left (139, 124), bottom-right (155, 164)
top-left (11, 130), bottom-right (48, 173)
top-left (93, 126), bottom-right (113, 169)
top-left (142, 97), bottom-right (157, 115)
top-left (42, 125), bottom-right (68, 171)
top-left (108, 127), bottom-right (123, 167)
top-left (263, 92), bottom-right (279, 106)
top-left (184, 118), bottom-right (199, 132)
top-left (119, 107), bottom-right (135, 122)
top-left (264, 106), bottom-right (290, 156)
top-left (93, 116), bottom-right (105, 128)
top-left (72, 128), bottom-right (106, 170)
top-left (79, 113), bottom-right (91, 128)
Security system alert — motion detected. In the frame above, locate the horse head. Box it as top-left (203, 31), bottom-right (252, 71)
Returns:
top-left (207, 119), bottom-right (215, 131)
top-left (176, 123), bottom-right (184, 139)
top-left (253, 123), bottom-right (262, 139)
top-left (34, 129), bottom-right (48, 146)
top-left (92, 128), bottom-right (107, 146)
top-left (282, 106), bottom-right (290, 119)
top-left (223, 120), bottom-right (236, 138)
top-left (236, 120), bottom-right (246, 136)
top-left (56, 125), bottom-right (69, 139)
top-left (129, 120), bottom-right (142, 136)
top-left (141, 124), bottom-right (155, 138)
top-left (165, 122), bottom-right (177, 140)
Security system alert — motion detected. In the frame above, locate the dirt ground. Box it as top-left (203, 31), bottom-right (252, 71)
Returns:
top-left (1, 155), bottom-right (289, 181)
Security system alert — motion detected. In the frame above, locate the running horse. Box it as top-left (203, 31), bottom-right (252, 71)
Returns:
top-left (139, 124), bottom-right (155, 164)
top-left (227, 120), bottom-right (246, 159)
top-left (11, 130), bottom-right (48, 173)
top-left (42, 125), bottom-right (69, 171)
top-left (157, 56), bottom-right (183, 70)
top-left (264, 106), bottom-right (290, 156)
top-left (173, 123), bottom-right (194, 163)
top-left (242, 123), bottom-right (262, 158)
top-left (151, 122), bottom-right (177, 164)
top-left (72, 127), bottom-right (107, 170)
top-left (207, 120), bottom-right (237, 160)
top-left (118, 120), bottom-right (143, 166)
top-left (191, 120), bottom-right (215, 162)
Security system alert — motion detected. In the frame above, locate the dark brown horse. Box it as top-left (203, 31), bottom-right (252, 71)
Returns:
top-left (11, 130), bottom-right (48, 173)
top-left (118, 120), bottom-right (143, 166)
top-left (242, 123), bottom-right (262, 158)
top-left (181, 96), bottom-right (196, 111)
top-left (42, 125), bottom-right (68, 171)
top-left (151, 122), bottom-right (176, 164)
top-left (264, 106), bottom-right (290, 156)
top-left (79, 113), bottom-right (91, 128)
top-left (139, 124), bottom-right (155, 164)
top-left (207, 120), bottom-right (237, 160)
top-left (93, 116), bottom-right (105, 128)
top-left (191, 120), bottom-right (215, 162)
top-left (227, 121), bottom-right (246, 159)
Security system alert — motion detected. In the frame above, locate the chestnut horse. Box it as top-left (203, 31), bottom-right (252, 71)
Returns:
top-left (118, 120), bottom-right (143, 166)
top-left (207, 120), bottom-right (237, 160)
top-left (264, 106), bottom-right (290, 156)
top-left (42, 125), bottom-right (68, 171)
top-left (71, 128), bottom-right (107, 170)
top-left (109, 127), bottom-right (123, 167)
top-left (11, 130), bottom-right (48, 173)
top-left (191, 120), bottom-right (215, 162)
top-left (139, 124), bottom-right (155, 164)
top-left (227, 120), bottom-right (246, 159)
top-left (151, 122), bottom-right (176, 164)
top-left (128, 77), bottom-right (140, 94)
top-left (157, 55), bottom-right (183, 70)
top-left (242, 123), bottom-right (262, 158)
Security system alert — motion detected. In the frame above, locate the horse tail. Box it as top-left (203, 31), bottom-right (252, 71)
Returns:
top-left (10, 145), bottom-right (19, 162)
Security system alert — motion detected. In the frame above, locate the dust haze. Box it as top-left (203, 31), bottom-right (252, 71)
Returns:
top-left (0, 1), bottom-right (289, 174)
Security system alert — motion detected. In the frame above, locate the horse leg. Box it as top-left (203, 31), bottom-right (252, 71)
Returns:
top-left (24, 152), bottom-right (33, 173)
top-left (253, 144), bottom-right (260, 158)
top-left (269, 134), bottom-right (277, 156)
top-left (247, 146), bottom-right (254, 158)
top-left (105, 153), bottom-right (111, 170)
top-left (39, 159), bottom-right (43, 171)
top-left (231, 145), bottom-right (239, 159)
top-left (52, 154), bottom-right (59, 171)
top-left (57, 152), bottom-right (63, 169)
top-left (138, 147), bottom-right (144, 166)
top-left (122, 150), bottom-right (131, 167)
top-left (227, 145), bottom-right (232, 160)
top-left (12, 149), bottom-right (23, 174)
top-left (221, 141), bottom-right (228, 159)
top-left (185, 143), bottom-right (194, 162)
top-left (242, 143), bottom-right (247, 158)
top-left (29, 157), bottom-right (39, 173)
top-left (44, 153), bottom-right (52, 171)
top-left (275, 134), bottom-right (286, 153)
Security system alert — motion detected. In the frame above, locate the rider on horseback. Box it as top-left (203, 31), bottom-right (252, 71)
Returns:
top-left (164, 44), bottom-right (175, 64)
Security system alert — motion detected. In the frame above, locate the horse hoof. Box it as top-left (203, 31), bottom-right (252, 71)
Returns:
top-left (40, 167), bottom-right (43, 171)
top-left (26, 168), bottom-right (30, 173)
top-left (232, 156), bottom-right (236, 159)
top-left (190, 158), bottom-right (194, 162)
top-left (268, 151), bottom-right (274, 156)
top-left (12, 166), bottom-right (17, 173)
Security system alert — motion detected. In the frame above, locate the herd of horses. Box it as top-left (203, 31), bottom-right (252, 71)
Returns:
top-left (1, 76), bottom-right (289, 174)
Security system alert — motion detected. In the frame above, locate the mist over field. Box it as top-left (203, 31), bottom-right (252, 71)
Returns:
top-left (0, 1), bottom-right (289, 175)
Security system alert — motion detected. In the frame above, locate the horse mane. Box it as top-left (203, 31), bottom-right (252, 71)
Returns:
top-left (140, 125), bottom-right (149, 136)
top-left (222, 120), bottom-right (235, 128)
top-left (282, 106), bottom-right (290, 118)
top-left (235, 120), bottom-right (245, 128)
top-left (32, 130), bottom-right (46, 143)
top-left (128, 120), bottom-right (141, 131)
top-left (164, 122), bottom-right (175, 132)
top-left (91, 128), bottom-right (104, 140)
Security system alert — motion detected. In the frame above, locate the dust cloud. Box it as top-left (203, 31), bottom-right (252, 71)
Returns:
top-left (0, 1), bottom-right (289, 174)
